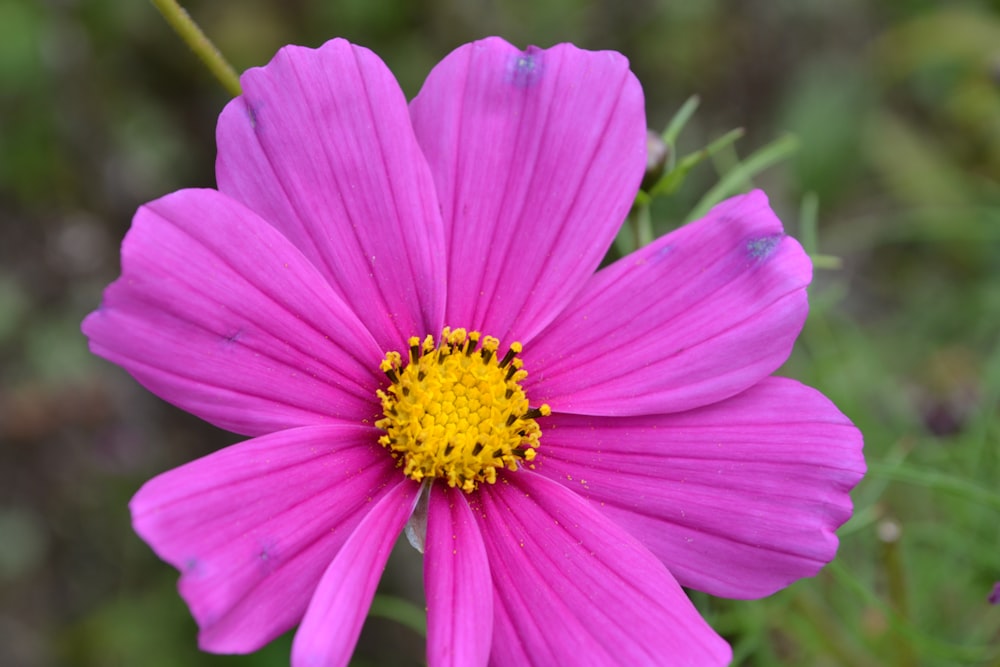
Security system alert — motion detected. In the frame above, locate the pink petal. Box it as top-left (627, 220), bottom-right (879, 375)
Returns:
top-left (216, 38), bottom-right (446, 352)
top-left (292, 479), bottom-right (419, 667)
top-left (130, 424), bottom-right (400, 652)
top-left (523, 190), bottom-right (812, 416)
top-left (424, 483), bottom-right (493, 667)
top-left (535, 377), bottom-right (866, 599)
top-left (82, 189), bottom-right (382, 437)
top-left (410, 37), bottom-right (646, 344)
top-left (474, 473), bottom-right (731, 666)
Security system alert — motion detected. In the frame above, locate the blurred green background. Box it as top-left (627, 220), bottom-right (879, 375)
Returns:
top-left (1, 0), bottom-right (999, 665)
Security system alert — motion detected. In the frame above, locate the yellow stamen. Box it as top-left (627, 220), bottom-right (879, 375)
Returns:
top-left (376, 327), bottom-right (550, 493)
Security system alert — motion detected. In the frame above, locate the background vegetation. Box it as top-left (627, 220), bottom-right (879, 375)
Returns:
top-left (1, 0), bottom-right (998, 665)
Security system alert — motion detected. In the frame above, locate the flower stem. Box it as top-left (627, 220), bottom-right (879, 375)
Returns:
top-left (150, 0), bottom-right (242, 97)
top-left (635, 202), bottom-right (654, 247)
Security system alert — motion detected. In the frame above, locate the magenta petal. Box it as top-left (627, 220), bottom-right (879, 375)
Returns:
top-left (82, 189), bottom-right (383, 436)
top-left (424, 484), bottom-right (492, 667)
top-left (474, 473), bottom-right (731, 666)
top-left (410, 37), bottom-right (646, 343)
top-left (130, 424), bottom-right (398, 652)
top-left (535, 377), bottom-right (866, 599)
top-left (524, 190), bottom-right (812, 416)
top-left (217, 38), bottom-right (446, 351)
top-left (291, 480), bottom-right (419, 667)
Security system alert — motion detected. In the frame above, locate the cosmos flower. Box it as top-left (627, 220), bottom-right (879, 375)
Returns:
top-left (82, 37), bottom-right (865, 666)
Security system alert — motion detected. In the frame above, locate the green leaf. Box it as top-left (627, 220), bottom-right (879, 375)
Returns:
top-left (649, 127), bottom-right (745, 198)
top-left (661, 95), bottom-right (701, 153)
top-left (866, 461), bottom-right (1000, 511)
top-left (686, 134), bottom-right (800, 222)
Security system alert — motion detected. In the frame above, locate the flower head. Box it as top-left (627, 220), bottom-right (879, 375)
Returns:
top-left (83, 37), bottom-right (865, 666)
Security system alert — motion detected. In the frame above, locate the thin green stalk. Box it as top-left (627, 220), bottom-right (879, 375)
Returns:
top-left (799, 191), bottom-right (819, 255)
top-left (661, 95), bottom-right (701, 168)
top-left (150, 0), bottom-right (242, 97)
top-left (829, 559), bottom-right (991, 663)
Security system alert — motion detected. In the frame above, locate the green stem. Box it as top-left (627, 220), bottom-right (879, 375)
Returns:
top-left (879, 527), bottom-right (917, 667)
top-left (790, 589), bottom-right (881, 667)
top-left (636, 203), bottom-right (654, 247)
top-left (150, 0), bottom-right (242, 97)
top-left (368, 594), bottom-right (427, 637)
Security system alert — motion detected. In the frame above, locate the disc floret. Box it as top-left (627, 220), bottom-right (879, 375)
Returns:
top-left (376, 327), bottom-right (550, 492)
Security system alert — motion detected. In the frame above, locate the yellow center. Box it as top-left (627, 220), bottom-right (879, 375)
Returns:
top-left (375, 327), bottom-right (550, 493)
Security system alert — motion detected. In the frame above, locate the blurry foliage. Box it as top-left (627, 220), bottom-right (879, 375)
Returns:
top-left (1, 0), bottom-right (999, 666)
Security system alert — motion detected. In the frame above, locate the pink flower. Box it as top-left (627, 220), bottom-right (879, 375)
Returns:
top-left (83, 37), bottom-right (865, 666)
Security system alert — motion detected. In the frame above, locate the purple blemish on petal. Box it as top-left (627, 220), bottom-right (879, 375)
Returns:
top-left (654, 244), bottom-right (673, 262)
top-left (245, 101), bottom-right (258, 129)
top-left (256, 538), bottom-right (280, 574)
top-left (989, 582), bottom-right (1000, 605)
top-left (222, 328), bottom-right (244, 346)
top-left (182, 557), bottom-right (203, 579)
top-left (746, 233), bottom-right (784, 262)
top-left (507, 48), bottom-right (543, 87)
